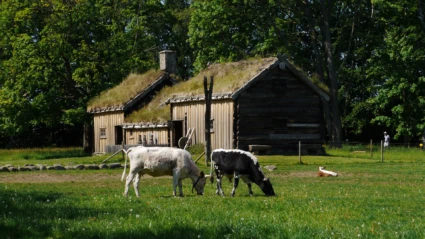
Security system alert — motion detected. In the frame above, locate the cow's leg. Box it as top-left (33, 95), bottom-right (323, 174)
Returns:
top-left (132, 172), bottom-right (143, 197)
top-left (172, 168), bottom-right (182, 197)
top-left (124, 170), bottom-right (138, 197)
top-left (177, 179), bottom-right (183, 197)
top-left (215, 168), bottom-right (225, 196)
top-left (216, 175), bottom-right (225, 196)
top-left (247, 182), bottom-right (253, 196)
top-left (241, 176), bottom-right (253, 196)
top-left (231, 172), bottom-right (240, 197)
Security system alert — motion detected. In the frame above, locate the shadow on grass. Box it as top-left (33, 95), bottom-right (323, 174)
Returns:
top-left (1, 187), bottom-right (273, 239)
top-left (0, 185), bottom-right (286, 239)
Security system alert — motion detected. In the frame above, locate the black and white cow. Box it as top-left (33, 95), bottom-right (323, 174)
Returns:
top-left (122, 146), bottom-right (208, 197)
top-left (211, 149), bottom-right (275, 197)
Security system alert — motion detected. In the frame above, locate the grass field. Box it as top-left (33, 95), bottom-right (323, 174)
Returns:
top-left (0, 147), bottom-right (424, 238)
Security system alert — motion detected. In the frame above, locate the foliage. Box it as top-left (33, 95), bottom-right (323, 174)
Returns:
top-left (0, 0), bottom-right (168, 147)
top-left (1, 0), bottom-right (425, 147)
top-left (186, 143), bottom-right (205, 156)
top-left (188, 0), bottom-right (289, 72)
top-left (367, 0), bottom-right (425, 141)
top-left (0, 147), bottom-right (87, 161)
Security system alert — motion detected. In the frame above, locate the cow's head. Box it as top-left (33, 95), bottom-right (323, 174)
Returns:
top-left (259, 178), bottom-right (275, 196)
top-left (192, 171), bottom-right (208, 195)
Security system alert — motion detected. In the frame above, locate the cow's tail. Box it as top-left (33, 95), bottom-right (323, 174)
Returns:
top-left (121, 148), bottom-right (131, 182)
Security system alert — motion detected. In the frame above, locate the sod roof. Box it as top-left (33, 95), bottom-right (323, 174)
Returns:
top-left (124, 57), bottom-right (278, 124)
top-left (86, 70), bottom-right (166, 112)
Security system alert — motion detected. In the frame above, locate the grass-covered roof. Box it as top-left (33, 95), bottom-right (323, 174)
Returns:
top-left (87, 70), bottom-right (166, 112)
top-left (125, 57), bottom-right (277, 123)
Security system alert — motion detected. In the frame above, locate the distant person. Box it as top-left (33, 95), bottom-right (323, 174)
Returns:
top-left (384, 131), bottom-right (390, 150)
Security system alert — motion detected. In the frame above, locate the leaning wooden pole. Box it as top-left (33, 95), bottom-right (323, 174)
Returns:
top-left (204, 76), bottom-right (214, 166)
top-left (102, 149), bottom-right (122, 163)
top-left (121, 140), bottom-right (125, 162)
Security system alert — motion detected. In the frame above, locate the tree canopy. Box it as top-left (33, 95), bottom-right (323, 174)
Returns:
top-left (0, 0), bottom-right (424, 147)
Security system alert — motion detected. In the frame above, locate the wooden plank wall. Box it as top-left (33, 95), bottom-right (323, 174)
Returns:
top-left (236, 67), bottom-right (325, 154)
top-left (171, 99), bottom-right (234, 150)
top-left (125, 128), bottom-right (169, 146)
top-left (93, 111), bottom-right (124, 153)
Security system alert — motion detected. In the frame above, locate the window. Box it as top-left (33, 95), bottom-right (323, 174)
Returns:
top-left (129, 129), bottom-right (134, 140)
top-left (100, 128), bottom-right (106, 138)
top-left (210, 119), bottom-right (214, 133)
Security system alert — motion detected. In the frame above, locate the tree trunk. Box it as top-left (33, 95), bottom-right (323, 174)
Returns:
top-left (83, 117), bottom-right (93, 154)
top-left (419, 0), bottom-right (425, 32)
top-left (320, 0), bottom-right (342, 145)
top-left (303, 0), bottom-right (332, 141)
top-left (303, 0), bottom-right (325, 83)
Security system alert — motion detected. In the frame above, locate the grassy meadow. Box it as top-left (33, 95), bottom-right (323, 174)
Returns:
top-left (0, 146), bottom-right (424, 238)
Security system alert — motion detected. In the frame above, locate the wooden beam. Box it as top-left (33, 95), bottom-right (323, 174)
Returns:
top-left (204, 76), bottom-right (214, 166)
top-left (102, 149), bottom-right (123, 163)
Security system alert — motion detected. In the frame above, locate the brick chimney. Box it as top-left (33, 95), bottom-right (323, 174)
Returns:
top-left (159, 50), bottom-right (176, 74)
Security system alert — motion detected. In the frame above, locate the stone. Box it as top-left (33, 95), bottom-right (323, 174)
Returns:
top-left (108, 163), bottom-right (122, 169)
top-left (99, 164), bottom-right (108, 169)
top-left (74, 164), bottom-right (85, 170)
top-left (53, 164), bottom-right (65, 170)
top-left (84, 164), bottom-right (100, 170)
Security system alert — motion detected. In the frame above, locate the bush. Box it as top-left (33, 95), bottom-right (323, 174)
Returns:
top-left (187, 143), bottom-right (205, 155)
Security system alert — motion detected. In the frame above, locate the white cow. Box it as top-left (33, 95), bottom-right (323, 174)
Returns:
top-left (122, 146), bottom-right (208, 197)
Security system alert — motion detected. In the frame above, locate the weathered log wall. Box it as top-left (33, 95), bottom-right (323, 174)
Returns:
top-left (236, 67), bottom-right (325, 154)
top-left (171, 99), bottom-right (234, 150)
top-left (93, 111), bottom-right (124, 153)
top-left (124, 128), bottom-right (169, 146)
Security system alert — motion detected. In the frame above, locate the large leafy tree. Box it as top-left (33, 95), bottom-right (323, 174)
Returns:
top-left (162, 0), bottom-right (195, 79)
top-left (0, 0), bottom-right (168, 147)
top-left (189, 0), bottom-right (290, 72)
top-left (367, 0), bottom-right (425, 143)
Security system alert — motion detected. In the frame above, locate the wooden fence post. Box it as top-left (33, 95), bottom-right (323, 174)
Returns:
top-left (299, 141), bottom-right (302, 164)
top-left (204, 76), bottom-right (214, 166)
top-left (381, 140), bottom-right (384, 162)
top-left (370, 139), bottom-right (373, 158)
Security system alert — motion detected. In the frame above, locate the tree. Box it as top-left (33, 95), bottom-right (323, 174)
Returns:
top-left (189, 0), bottom-right (290, 72)
top-left (367, 0), bottom-right (425, 143)
top-left (0, 0), bottom-right (168, 147)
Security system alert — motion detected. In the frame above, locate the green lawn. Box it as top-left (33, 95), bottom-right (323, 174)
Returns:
top-left (0, 147), bottom-right (424, 238)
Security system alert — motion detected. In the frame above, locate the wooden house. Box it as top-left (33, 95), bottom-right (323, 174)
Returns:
top-left (86, 51), bottom-right (177, 153)
top-left (128, 56), bottom-right (330, 154)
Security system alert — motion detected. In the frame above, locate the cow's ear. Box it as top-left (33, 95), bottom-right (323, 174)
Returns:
top-left (263, 178), bottom-right (269, 181)
top-left (200, 171), bottom-right (205, 178)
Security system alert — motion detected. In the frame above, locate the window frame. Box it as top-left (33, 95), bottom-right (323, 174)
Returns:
top-left (100, 127), bottom-right (106, 139)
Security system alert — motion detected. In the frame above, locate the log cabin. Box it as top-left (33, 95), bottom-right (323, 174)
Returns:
top-left (86, 50), bottom-right (177, 153)
top-left (126, 55), bottom-right (330, 155)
